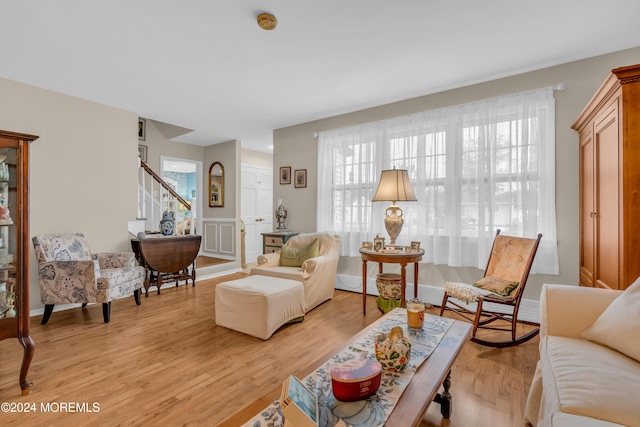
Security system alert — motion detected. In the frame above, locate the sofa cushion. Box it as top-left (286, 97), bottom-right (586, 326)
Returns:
top-left (280, 238), bottom-right (319, 267)
top-left (542, 335), bottom-right (640, 426)
top-left (581, 277), bottom-right (640, 362)
top-left (551, 412), bottom-right (625, 427)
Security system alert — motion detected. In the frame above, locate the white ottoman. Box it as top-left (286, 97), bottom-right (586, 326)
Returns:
top-left (215, 275), bottom-right (305, 340)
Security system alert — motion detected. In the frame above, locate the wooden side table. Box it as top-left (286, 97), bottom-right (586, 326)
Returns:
top-left (131, 235), bottom-right (201, 296)
top-left (359, 248), bottom-right (424, 315)
top-left (261, 231), bottom-right (298, 254)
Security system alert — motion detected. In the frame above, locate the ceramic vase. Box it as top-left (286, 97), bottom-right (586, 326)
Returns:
top-left (160, 211), bottom-right (176, 236)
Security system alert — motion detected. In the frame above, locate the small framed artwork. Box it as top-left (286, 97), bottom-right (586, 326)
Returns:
top-left (280, 166), bottom-right (291, 185)
top-left (294, 169), bottom-right (307, 188)
top-left (374, 236), bottom-right (386, 252)
top-left (410, 241), bottom-right (421, 251)
top-left (138, 118), bottom-right (146, 141)
top-left (138, 145), bottom-right (148, 163)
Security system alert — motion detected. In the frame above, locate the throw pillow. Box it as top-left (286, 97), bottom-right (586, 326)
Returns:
top-left (580, 276), bottom-right (640, 362)
top-left (280, 239), bottom-right (319, 267)
top-left (473, 276), bottom-right (519, 296)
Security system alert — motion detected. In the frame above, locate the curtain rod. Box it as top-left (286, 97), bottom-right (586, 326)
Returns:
top-left (313, 83), bottom-right (567, 137)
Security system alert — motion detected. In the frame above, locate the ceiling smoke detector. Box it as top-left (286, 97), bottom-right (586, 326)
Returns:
top-left (257, 12), bottom-right (277, 30)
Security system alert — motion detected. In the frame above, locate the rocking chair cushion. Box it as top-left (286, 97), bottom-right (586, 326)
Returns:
top-left (581, 277), bottom-right (640, 362)
top-left (473, 276), bottom-right (519, 296)
top-left (279, 238), bottom-right (319, 267)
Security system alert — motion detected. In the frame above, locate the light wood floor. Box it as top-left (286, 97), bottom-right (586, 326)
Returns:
top-left (0, 274), bottom-right (538, 426)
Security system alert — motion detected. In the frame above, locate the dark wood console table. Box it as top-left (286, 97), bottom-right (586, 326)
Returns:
top-left (131, 235), bottom-right (201, 296)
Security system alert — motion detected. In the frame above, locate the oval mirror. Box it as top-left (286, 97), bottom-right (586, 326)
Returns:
top-left (209, 162), bottom-right (224, 207)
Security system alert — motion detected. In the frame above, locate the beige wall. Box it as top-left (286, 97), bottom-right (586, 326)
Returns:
top-left (241, 148), bottom-right (273, 168)
top-left (202, 140), bottom-right (241, 264)
top-left (141, 118), bottom-right (204, 174)
top-left (273, 46), bottom-right (640, 300)
top-left (0, 77), bottom-right (140, 310)
top-left (204, 140), bottom-right (239, 219)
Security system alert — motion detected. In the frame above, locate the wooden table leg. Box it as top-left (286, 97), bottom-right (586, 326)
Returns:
top-left (362, 259), bottom-right (367, 315)
top-left (414, 261), bottom-right (419, 298)
top-left (433, 370), bottom-right (453, 418)
top-left (400, 263), bottom-right (407, 308)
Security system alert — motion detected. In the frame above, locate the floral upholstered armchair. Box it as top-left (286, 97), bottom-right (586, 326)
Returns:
top-left (32, 233), bottom-right (145, 324)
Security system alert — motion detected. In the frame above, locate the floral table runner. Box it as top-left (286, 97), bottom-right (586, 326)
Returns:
top-left (243, 308), bottom-right (454, 427)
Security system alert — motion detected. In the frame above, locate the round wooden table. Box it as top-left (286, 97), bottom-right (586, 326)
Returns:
top-left (359, 247), bottom-right (424, 314)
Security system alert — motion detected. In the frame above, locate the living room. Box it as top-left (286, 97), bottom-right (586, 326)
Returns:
top-left (1, 2), bottom-right (640, 426)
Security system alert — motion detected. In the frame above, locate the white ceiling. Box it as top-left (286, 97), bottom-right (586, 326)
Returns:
top-left (2, 1), bottom-right (640, 153)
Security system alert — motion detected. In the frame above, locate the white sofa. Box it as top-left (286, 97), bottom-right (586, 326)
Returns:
top-left (250, 232), bottom-right (340, 312)
top-left (525, 284), bottom-right (640, 427)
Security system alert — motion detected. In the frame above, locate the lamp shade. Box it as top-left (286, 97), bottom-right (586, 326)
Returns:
top-left (372, 169), bottom-right (417, 202)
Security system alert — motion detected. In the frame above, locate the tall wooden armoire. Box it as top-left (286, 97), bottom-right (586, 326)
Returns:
top-left (572, 64), bottom-right (640, 290)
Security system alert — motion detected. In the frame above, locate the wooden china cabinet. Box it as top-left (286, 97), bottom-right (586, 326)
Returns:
top-left (571, 64), bottom-right (640, 290)
top-left (0, 130), bottom-right (38, 395)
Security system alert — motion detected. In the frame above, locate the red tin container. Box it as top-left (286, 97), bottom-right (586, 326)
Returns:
top-left (330, 359), bottom-right (382, 402)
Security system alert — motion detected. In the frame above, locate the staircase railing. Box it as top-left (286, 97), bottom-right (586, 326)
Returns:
top-left (138, 160), bottom-right (194, 235)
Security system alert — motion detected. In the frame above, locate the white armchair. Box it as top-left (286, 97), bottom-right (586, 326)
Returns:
top-left (250, 232), bottom-right (340, 312)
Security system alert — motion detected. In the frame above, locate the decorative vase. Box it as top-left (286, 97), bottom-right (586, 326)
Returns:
top-left (275, 201), bottom-right (287, 230)
top-left (160, 211), bottom-right (176, 236)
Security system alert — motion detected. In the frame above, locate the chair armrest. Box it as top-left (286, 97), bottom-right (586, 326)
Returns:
top-left (301, 255), bottom-right (329, 276)
top-left (540, 284), bottom-right (622, 339)
top-left (256, 252), bottom-right (280, 267)
top-left (37, 261), bottom-right (98, 303)
top-left (93, 252), bottom-right (137, 268)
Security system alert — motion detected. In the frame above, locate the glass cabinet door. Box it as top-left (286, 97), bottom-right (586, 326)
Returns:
top-left (0, 130), bottom-right (37, 396)
top-left (0, 147), bottom-right (17, 319)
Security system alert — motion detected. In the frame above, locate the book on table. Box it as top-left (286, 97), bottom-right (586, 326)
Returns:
top-left (280, 375), bottom-right (319, 427)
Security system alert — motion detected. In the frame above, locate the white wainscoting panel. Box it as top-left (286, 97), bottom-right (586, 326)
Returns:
top-left (204, 223), bottom-right (219, 252)
top-left (219, 223), bottom-right (235, 255)
top-left (335, 274), bottom-right (540, 324)
top-left (202, 218), bottom-right (236, 260)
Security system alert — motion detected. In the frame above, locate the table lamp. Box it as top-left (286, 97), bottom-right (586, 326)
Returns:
top-left (372, 168), bottom-right (417, 245)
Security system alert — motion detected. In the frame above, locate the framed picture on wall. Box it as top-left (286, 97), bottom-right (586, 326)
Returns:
top-left (138, 145), bottom-right (148, 162)
top-left (138, 118), bottom-right (146, 141)
top-left (280, 166), bottom-right (291, 185)
top-left (294, 169), bottom-right (307, 188)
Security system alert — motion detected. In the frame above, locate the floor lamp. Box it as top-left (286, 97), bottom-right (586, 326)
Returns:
top-left (372, 168), bottom-right (417, 245)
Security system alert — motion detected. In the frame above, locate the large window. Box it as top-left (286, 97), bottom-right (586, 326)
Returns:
top-left (317, 88), bottom-right (558, 274)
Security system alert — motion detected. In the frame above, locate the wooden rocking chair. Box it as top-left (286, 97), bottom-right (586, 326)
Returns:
top-left (439, 230), bottom-right (542, 348)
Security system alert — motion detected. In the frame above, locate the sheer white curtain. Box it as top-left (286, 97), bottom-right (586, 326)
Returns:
top-left (317, 87), bottom-right (559, 274)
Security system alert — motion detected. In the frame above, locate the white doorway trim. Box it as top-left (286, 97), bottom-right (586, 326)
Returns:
top-left (160, 155), bottom-right (203, 244)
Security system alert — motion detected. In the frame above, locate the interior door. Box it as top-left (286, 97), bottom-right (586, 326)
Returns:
top-left (241, 165), bottom-right (273, 264)
top-left (593, 102), bottom-right (620, 289)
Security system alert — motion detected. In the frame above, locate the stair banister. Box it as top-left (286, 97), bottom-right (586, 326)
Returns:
top-left (138, 161), bottom-right (194, 235)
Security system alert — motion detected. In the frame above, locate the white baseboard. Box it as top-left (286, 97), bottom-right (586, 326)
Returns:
top-left (335, 274), bottom-right (540, 324)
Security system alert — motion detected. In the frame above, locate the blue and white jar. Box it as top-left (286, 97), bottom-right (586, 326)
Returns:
top-left (160, 211), bottom-right (176, 236)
